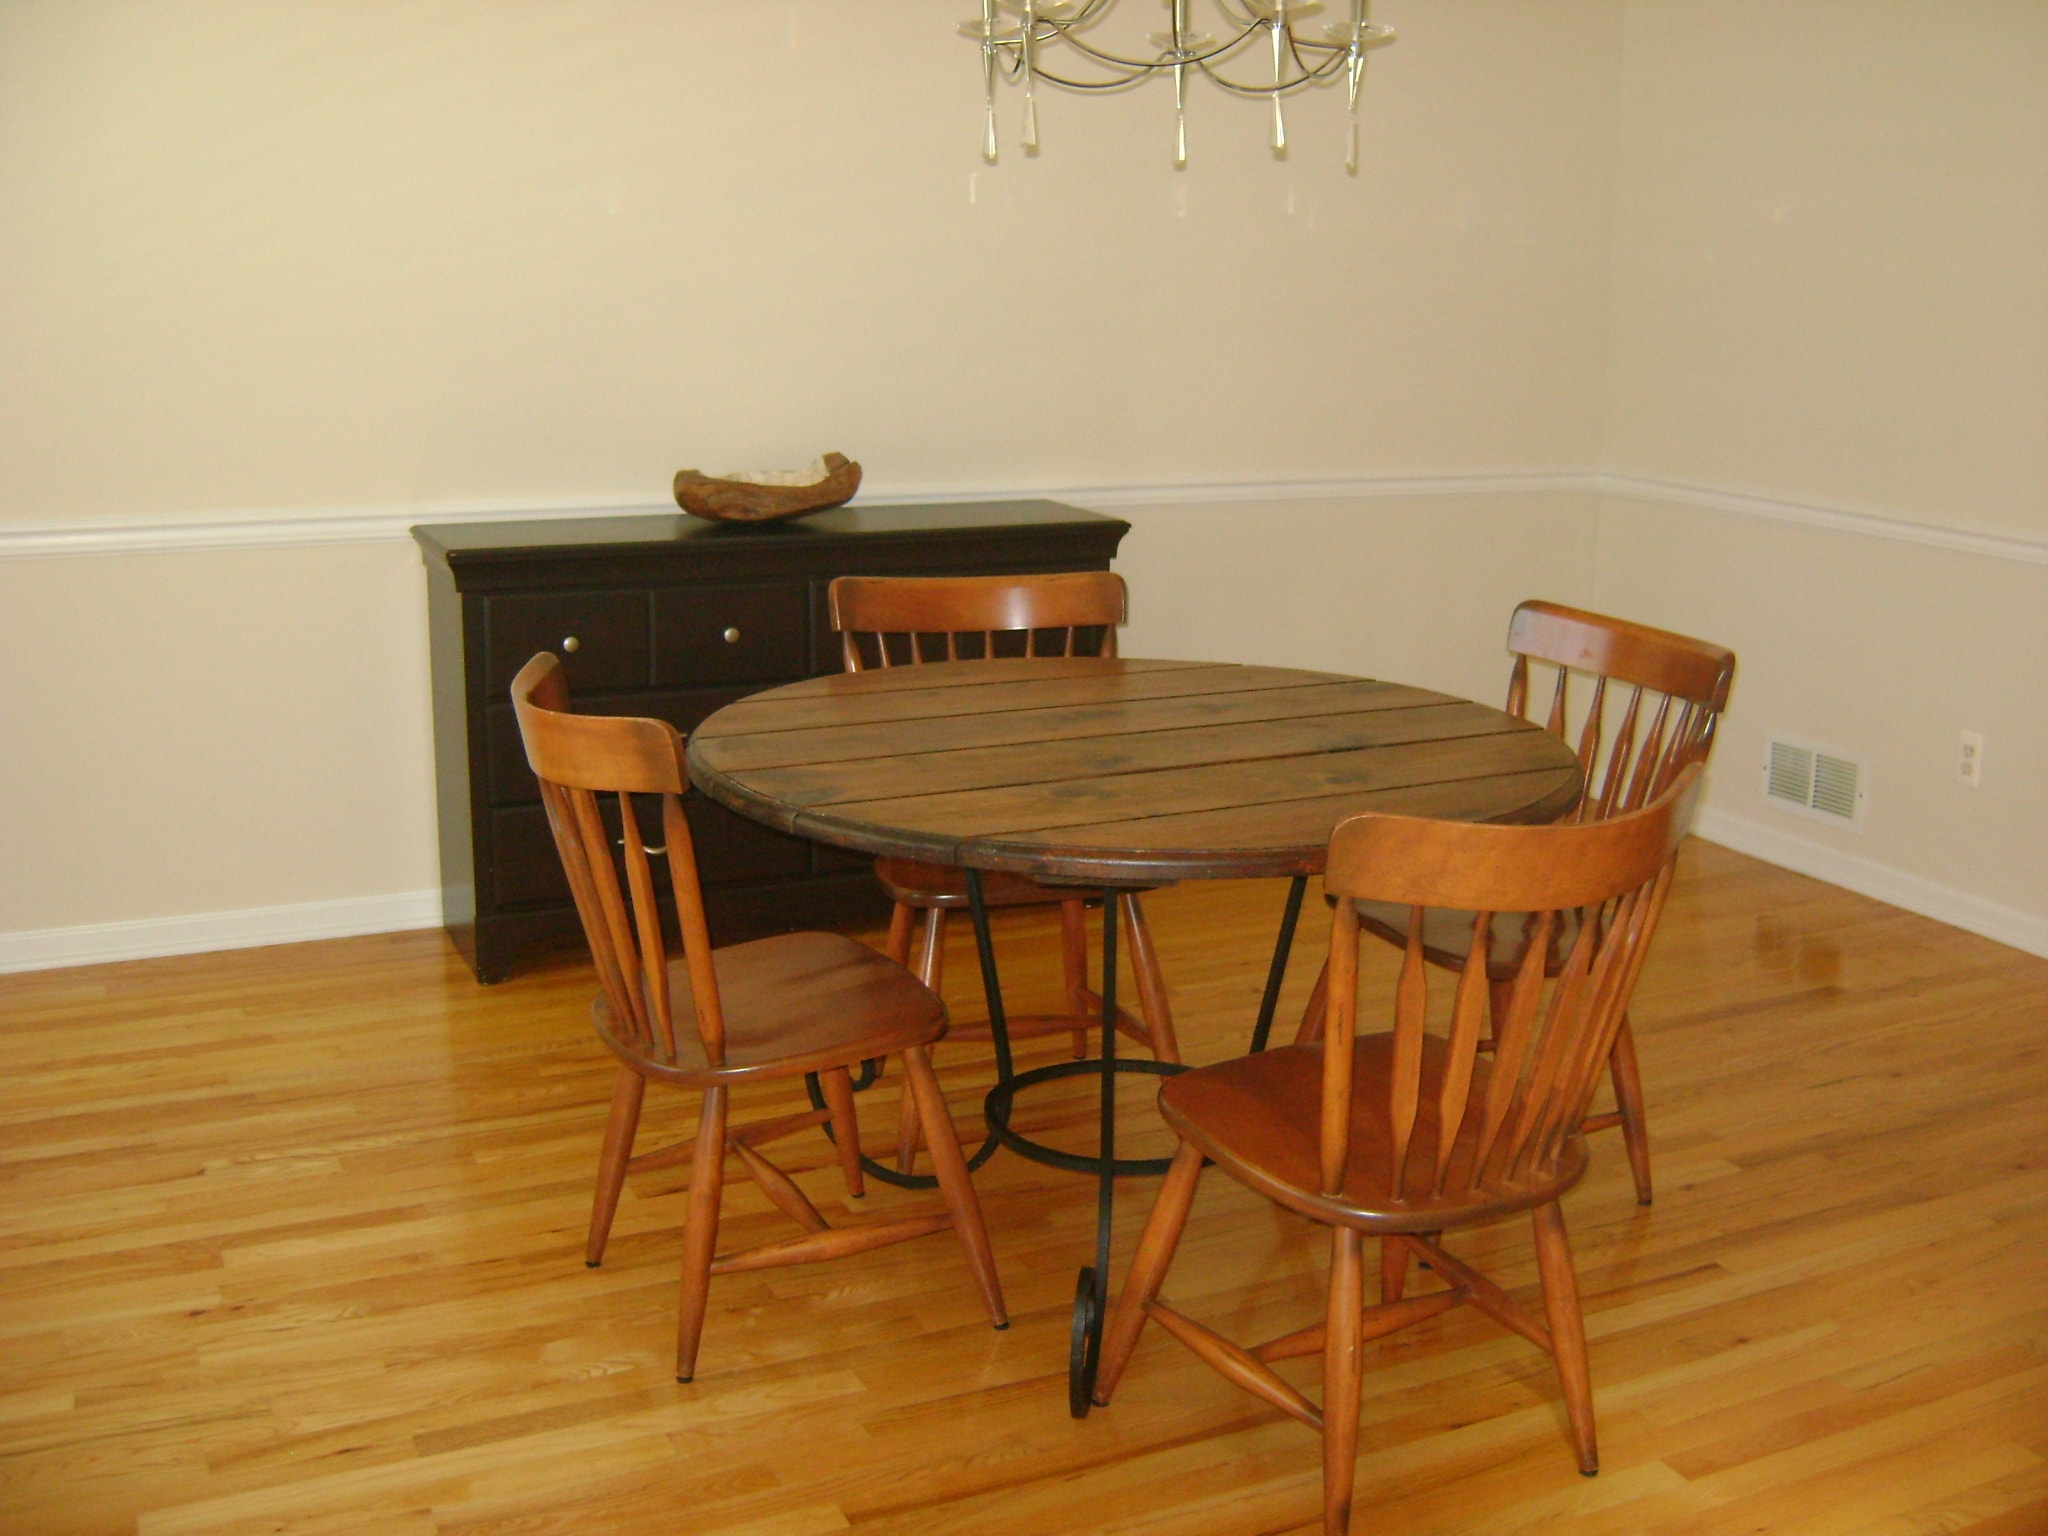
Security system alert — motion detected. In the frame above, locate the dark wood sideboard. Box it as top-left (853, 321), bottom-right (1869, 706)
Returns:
top-left (413, 501), bottom-right (1131, 982)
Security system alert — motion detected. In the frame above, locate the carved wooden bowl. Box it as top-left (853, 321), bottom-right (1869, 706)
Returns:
top-left (673, 453), bottom-right (862, 523)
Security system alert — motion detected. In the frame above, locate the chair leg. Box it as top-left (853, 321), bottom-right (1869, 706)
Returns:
top-left (894, 1076), bottom-right (926, 1175)
top-left (818, 1065), bottom-right (866, 1200)
top-left (914, 906), bottom-right (947, 993)
top-left (1531, 1200), bottom-right (1598, 1476)
top-left (1323, 1226), bottom-right (1367, 1536)
top-left (1060, 898), bottom-right (1090, 1057)
top-left (586, 1065), bottom-right (645, 1267)
top-left (1293, 957), bottom-right (1330, 1046)
top-left (884, 899), bottom-right (915, 967)
top-left (1607, 1013), bottom-right (1654, 1205)
top-left (901, 1044), bottom-right (1007, 1330)
top-left (1093, 1139), bottom-right (1205, 1405)
top-left (1379, 1234), bottom-right (1410, 1304)
top-left (675, 1085), bottom-right (729, 1383)
top-left (1122, 893), bottom-right (1181, 1064)
top-left (896, 908), bottom-right (948, 1174)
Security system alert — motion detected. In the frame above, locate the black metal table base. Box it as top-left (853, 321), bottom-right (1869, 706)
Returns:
top-left (807, 871), bottom-right (1309, 1411)
top-left (956, 869), bottom-right (1309, 1417)
top-left (983, 1057), bottom-right (1186, 1177)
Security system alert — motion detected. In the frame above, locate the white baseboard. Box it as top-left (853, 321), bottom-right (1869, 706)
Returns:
top-left (1694, 807), bottom-right (2048, 960)
top-left (0, 890), bottom-right (445, 975)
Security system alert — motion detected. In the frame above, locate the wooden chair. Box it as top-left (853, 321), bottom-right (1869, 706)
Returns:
top-left (1298, 601), bottom-right (1735, 1203)
top-left (1093, 766), bottom-right (1705, 1535)
top-left (510, 653), bottom-right (1007, 1381)
top-left (829, 572), bottom-right (1180, 1175)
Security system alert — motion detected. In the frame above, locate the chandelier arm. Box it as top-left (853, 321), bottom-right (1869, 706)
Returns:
top-left (1158, 21), bottom-right (1279, 78)
top-left (1025, 65), bottom-right (1165, 91)
top-left (965, 1), bottom-right (1391, 158)
top-left (1195, 48), bottom-right (1350, 96)
top-left (1059, 0), bottom-right (1121, 22)
top-left (990, 43), bottom-right (1216, 89)
top-left (1176, 21), bottom-right (1271, 67)
top-left (1045, 18), bottom-right (1263, 75)
top-left (1286, 30), bottom-right (1352, 79)
top-left (989, 12), bottom-right (1348, 83)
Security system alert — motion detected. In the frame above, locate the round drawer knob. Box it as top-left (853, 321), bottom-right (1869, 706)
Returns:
top-left (561, 636), bottom-right (581, 654)
top-left (722, 626), bottom-right (741, 645)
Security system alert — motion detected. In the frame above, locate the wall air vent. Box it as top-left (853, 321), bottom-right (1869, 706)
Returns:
top-left (1764, 736), bottom-right (1866, 828)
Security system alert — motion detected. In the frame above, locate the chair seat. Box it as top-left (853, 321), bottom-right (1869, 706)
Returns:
top-left (876, 857), bottom-right (1158, 909)
top-left (592, 931), bottom-right (947, 1087)
top-left (1158, 1038), bottom-right (1588, 1233)
top-left (1351, 898), bottom-right (1585, 981)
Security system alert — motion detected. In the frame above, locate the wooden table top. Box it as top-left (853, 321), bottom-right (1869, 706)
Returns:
top-left (688, 658), bottom-right (1585, 885)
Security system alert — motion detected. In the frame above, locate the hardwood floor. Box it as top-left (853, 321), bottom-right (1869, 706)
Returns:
top-left (4, 841), bottom-right (2045, 1535)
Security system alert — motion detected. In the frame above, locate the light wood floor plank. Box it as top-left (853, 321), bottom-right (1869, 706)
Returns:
top-left (3, 842), bottom-right (2045, 1534)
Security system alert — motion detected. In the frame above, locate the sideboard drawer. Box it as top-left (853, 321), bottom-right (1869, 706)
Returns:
top-left (653, 583), bottom-right (808, 687)
top-left (486, 591), bottom-right (651, 694)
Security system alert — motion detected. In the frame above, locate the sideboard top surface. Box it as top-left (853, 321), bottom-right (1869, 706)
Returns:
top-left (413, 500), bottom-right (1127, 588)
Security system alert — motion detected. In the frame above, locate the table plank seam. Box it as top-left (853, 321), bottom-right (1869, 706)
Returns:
top-left (789, 764), bottom-right (1582, 843)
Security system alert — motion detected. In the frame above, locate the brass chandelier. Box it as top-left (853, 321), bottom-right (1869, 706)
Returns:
top-left (961, 0), bottom-right (1395, 170)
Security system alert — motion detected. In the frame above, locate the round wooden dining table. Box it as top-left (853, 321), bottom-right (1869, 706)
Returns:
top-left (688, 655), bottom-right (1584, 1412)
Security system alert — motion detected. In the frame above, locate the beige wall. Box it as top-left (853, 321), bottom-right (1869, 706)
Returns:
top-left (0, 544), bottom-right (438, 932)
top-left (3, 1), bottom-right (2043, 964)
top-left (1604, 0), bottom-right (2048, 538)
top-left (0, 0), bottom-right (1618, 519)
top-left (1589, 496), bottom-right (2047, 936)
top-left (1586, 0), bottom-right (2048, 950)
top-left (0, 0), bottom-right (1625, 954)
top-left (1117, 490), bottom-right (1601, 697)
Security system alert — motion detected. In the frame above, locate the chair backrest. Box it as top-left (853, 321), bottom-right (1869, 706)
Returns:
top-left (1505, 601), bottom-right (1735, 822)
top-left (510, 652), bottom-right (724, 1067)
top-left (1318, 765), bottom-right (1703, 1204)
top-left (829, 571), bottom-right (1127, 672)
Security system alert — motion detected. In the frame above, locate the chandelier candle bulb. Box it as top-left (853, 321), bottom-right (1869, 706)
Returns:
top-left (1344, 0), bottom-right (1367, 173)
top-left (980, 0), bottom-right (1001, 162)
top-left (1022, 0), bottom-right (1041, 153)
top-left (1269, 8), bottom-right (1289, 154)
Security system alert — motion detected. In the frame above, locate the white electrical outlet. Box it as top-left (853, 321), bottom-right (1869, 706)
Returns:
top-left (1958, 730), bottom-right (1984, 788)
